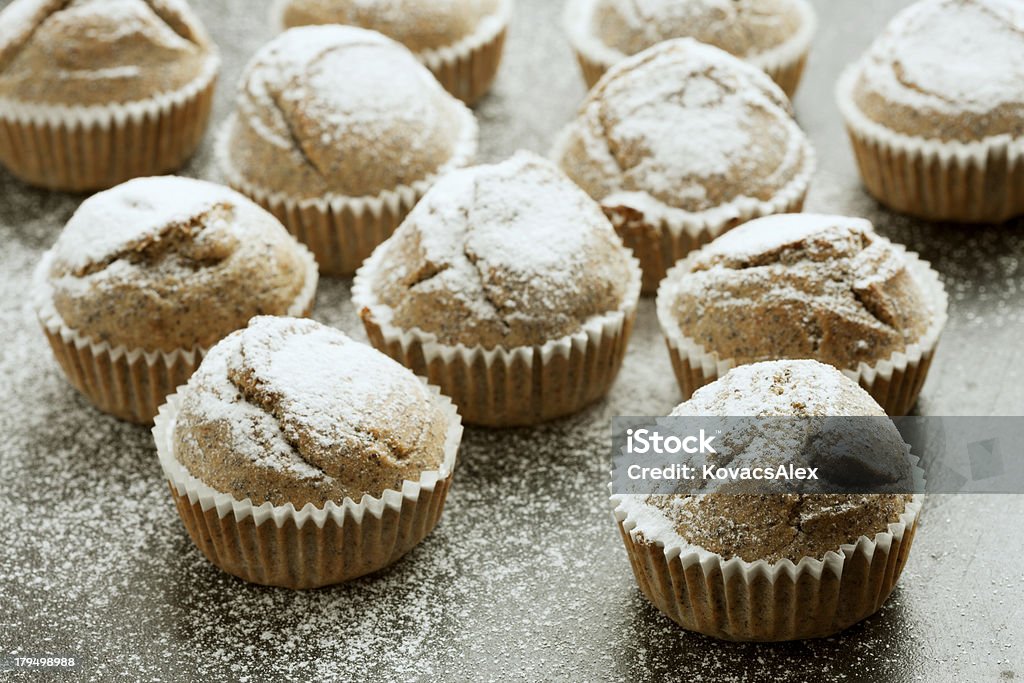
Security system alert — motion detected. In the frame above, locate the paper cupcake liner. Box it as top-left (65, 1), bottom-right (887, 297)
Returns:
top-left (31, 247), bottom-right (319, 424)
top-left (611, 489), bottom-right (924, 641)
top-left (552, 129), bottom-right (814, 295)
top-left (656, 248), bottom-right (949, 416)
top-left (153, 382), bottom-right (462, 589)
top-left (837, 67), bottom-right (1024, 223)
top-left (270, 0), bottom-right (512, 105)
top-left (564, 0), bottom-right (816, 96)
top-left (352, 248), bottom-right (643, 427)
top-left (0, 55), bottom-right (219, 192)
top-left (215, 106), bottom-right (478, 277)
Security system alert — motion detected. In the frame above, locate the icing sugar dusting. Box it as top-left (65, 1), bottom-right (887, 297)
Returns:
top-left (857, 0), bottom-right (1024, 114)
top-left (49, 176), bottom-right (248, 273)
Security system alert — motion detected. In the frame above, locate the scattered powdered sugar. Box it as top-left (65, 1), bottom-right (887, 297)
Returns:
top-left (49, 176), bottom-right (248, 273)
top-left (855, 0), bottom-right (1024, 114)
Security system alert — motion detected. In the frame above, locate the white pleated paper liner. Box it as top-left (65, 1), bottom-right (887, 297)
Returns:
top-left (0, 53), bottom-right (220, 192)
top-left (551, 126), bottom-right (815, 294)
top-left (31, 245), bottom-right (319, 424)
top-left (656, 247), bottom-right (949, 416)
top-left (215, 100), bottom-right (478, 276)
top-left (837, 65), bottom-right (1024, 223)
top-left (153, 379), bottom-right (463, 589)
top-left (352, 245), bottom-right (643, 427)
top-left (610, 451), bottom-right (926, 641)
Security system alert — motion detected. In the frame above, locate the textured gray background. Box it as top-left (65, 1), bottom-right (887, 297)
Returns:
top-left (1, 0), bottom-right (1022, 681)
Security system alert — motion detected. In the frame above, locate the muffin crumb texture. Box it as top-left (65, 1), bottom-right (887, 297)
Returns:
top-left (366, 151), bottom-right (636, 348)
top-left (629, 360), bottom-right (913, 564)
top-left (173, 317), bottom-right (450, 507)
top-left (46, 176), bottom-right (311, 352)
top-left (556, 38), bottom-right (811, 223)
top-left (850, 0), bottom-right (1024, 141)
top-left (667, 213), bottom-right (932, 370)
top-left (0, 0), bottom-right (214, 106)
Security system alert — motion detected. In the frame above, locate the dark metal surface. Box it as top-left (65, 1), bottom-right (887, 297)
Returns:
top-left (1, 1), bottom-right (1021, 681)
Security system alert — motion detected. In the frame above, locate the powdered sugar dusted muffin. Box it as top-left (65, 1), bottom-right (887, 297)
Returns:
top-left (33, 176), bottom-right (318, 423)
top-left (0, 0), bottom-right (219, 191)
top-left (656, 214), bottom-right (948, 415)
top-left (565, 0), bottom-right (815, 96)
top-left (273, 0), bottom-right (512, 103)
top-left (553, 38), bottom-right (814, 293)
top-left (837, 0), bottom-right (1024, 222)
top-left (218, 25), bottom-right (477, 275)
top-left (354, 151), bottom-right (642, 426)
top-left (612, 359), bottom-right (923, 640)
top-left (155, 316), bottom-right (461, 587)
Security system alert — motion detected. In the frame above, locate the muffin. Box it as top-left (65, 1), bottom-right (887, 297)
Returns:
top-left (272, 0), bottom-right (512, 104)
top-left (656, 213), bottom-right (949, 415)
top-left (553, 38), bottom-right (814, 294)
top-left (353, 151), bottom-right (642, 427)
top-left (564, 0), bottom-right (816, 96)
top-left (154, 316), bottom-right (462, 588)
top-left (217, 25), bottom-right (478, 276)
top-left (837, 0), bottom-right (1024, 223)
top-left (0, 0), bottom-right (219, 192)
top-left (33, 176), bottom-right (318, 423)
top-left (612, 359), bottom-right (924, 641)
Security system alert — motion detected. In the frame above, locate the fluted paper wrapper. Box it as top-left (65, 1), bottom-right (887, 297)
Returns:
top-left (270, 0), bottom-right (512, 105)
top-left (216, 107), bottom-right (477, 277)
top-left (837, 67), bottom-right (1024, 223)
top-left (657, 249), bottom-right (949, 416)
top-left (552, 129), bottom-right (814, 294)
top-left (153, 384), bottom-right (462, 589)
top-left (352, 248), bottom-right (643, 427)
top-left (611, 491), bottom-right (924, 641)
top-left (0, 56), bottom-right (219, 192)
top-left (32, 247), bottom-right (318, 424)
top-left (564, 0), bottom-right (816, 97)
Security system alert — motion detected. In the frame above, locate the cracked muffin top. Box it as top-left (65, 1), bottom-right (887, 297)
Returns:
top-left (43, 176), bottom-right (315, 352)
top-left (277, 0), bottom-right (504, 53)
top-left (575, 0), bottom-right (810, 62)
top-left (659, 213), bottom-right (933, 370)
top-left (173, 316), bottom-right (451, 507)
top-left (359, 151), bottom-right (640, 349)
top-left (0, 0), bottom-right (217, 107)
top-left (619, 360), bottom-right (914, 563)
top-left (220, 24), bottom-right (477, 201)
top-left (844, 0), bottom-right (1024, 142)
top-left (554, 38), bottom-right (812, 226)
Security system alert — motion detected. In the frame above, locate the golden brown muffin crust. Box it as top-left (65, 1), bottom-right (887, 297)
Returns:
top-left (555, 38), bottom-right (811, 221)
top-left (173, 317), bottom-right (450, 507)
top-left (666, 214), bottom-right (932, 371)
top-left (46, 176), bottom-right (313, 352)
top-left (223, 25), bottom-right (473, 201)
top-left (632, 360), bottom-right (913, 563)
top-left (849, 0), bottom-right (1024, 142)
top-left (279, 0), bottom-right (503, 52)
top-left (364, 152), bottom-right (638, 349)
top-left (0, 0), bottom-right (215, 106)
